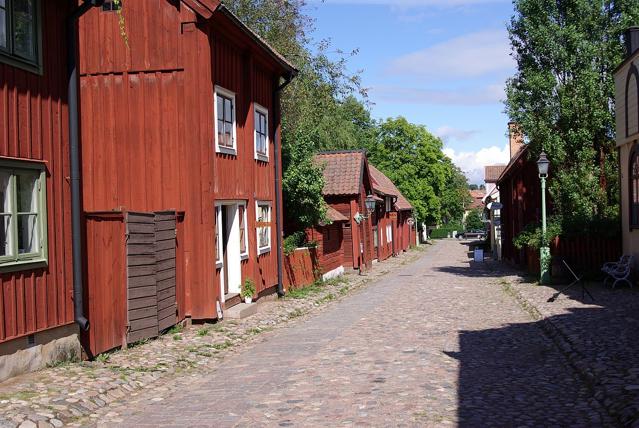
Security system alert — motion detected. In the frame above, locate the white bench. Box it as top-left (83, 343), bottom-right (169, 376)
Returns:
top-left (602, 255), bottom-right (634, 289)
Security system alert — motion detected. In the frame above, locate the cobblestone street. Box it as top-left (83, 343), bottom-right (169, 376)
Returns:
top-left (106, 240), bottom-right (610, 427)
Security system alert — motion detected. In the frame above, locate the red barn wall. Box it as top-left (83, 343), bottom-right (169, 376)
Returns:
top-left (307, 223), bottom-right (344, 275)
top-left (0, 2), bottom-right (75, 344)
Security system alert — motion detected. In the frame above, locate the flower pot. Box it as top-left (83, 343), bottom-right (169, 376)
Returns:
top-left (244, 296), bottom-right (252, 304)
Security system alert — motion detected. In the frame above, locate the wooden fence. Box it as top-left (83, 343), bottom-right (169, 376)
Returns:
top-left (284, 248), bottom-right (320, 290)
top-left (524, 235), bottom-right (621, 276)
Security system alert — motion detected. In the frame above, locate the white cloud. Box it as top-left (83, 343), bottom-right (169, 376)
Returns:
top-left (443, 144), bottom-right (509, 184)
top-left (371, 83), bottom-right (505, 106)
top-left (436, 126), bottom-right (478, 142)
top-left (386, 29), bottom-right (514, 79)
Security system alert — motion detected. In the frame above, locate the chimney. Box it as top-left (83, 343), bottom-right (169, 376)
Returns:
top-left (625, 27), bottom-right (639, 59)
top-left (508, 122), bottom-right (524, 159)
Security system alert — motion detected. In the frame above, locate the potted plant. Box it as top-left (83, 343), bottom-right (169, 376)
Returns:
top-left (241, 278), bottom-right (256, 304)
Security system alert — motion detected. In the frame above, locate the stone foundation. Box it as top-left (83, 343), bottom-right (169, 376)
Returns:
top-left (0, 324), bottom-right (80, 383)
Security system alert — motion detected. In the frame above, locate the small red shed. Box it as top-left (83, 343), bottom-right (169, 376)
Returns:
top-left (306, 206), bottom-right (348, 280)
top-left (314, 151), bottom-right (374, 272)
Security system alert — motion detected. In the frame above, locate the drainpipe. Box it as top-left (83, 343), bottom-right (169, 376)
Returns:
top-left (273, 72), bottom-right (296, 297)
top-left (67, 0), bottom-right (104, 331)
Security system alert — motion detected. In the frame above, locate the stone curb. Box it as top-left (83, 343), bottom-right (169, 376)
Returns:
top-left (500, 279), bottom-right (629, 427)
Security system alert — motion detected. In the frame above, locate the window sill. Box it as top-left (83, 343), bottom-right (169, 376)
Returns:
top-left (216, 261), bottom-right (223, 270)
top-left (0, 258), bottom-right (48, 273)
top-left (258, 247), bottom-right (271, 256)
top-left (216, 147), bottom-right (237, 156)
top-left (240, 254), bottom-right (249, 261)
top-left (0, 52), bottom-right (42, 76)
top-left (255, 154), bottom-right (269, 163)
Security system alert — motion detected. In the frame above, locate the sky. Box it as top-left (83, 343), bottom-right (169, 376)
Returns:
top-left (303, 0), bottom-right (516, 184)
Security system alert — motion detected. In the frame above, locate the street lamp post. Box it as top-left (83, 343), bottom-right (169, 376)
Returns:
top-left (537, 152), bottom-right (550, 285)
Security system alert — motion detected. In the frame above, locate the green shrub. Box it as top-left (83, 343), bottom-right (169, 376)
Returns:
top-left (283, 231), bottom-right (307, 255)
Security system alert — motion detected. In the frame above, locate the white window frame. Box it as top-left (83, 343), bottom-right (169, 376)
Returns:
top-left (0, 159), bottom-right (47, 271)
top-left (253, 103), bottom-right (269, 162)
top-left (214, 85), bottom-right (237, 156)
top-left (238, 201), bottom-right (249, 260)
top-left (385, 197), bottom-right (392, 213)
top-left (386, 224), bottom-right (393, 244)
top-left (256, 201), bottom-right (272, 255)
top-left (215, 204), bottom-right (223, 269)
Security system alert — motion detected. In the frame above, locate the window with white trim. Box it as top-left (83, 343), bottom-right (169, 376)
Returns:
top-left (238, 202), bottom-right (248, 259)
top-left (214, 86), bottom-right (237, 155)
top-left (385, 197), bottom-right (392, 213)
top-left (256, 201), bottom-right (271, 254)
top-left (386, 224), bottom-right (392, 244)
top-left (0, 160), bottom-right (47, 268)
top-left (215, 205), bottom-right (222, 268)
top-left (0, 0), bottom-right (40, 73)
top-left (254, 103), bottom-right (269, 161)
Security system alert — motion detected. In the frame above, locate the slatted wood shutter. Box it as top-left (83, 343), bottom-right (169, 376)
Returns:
top-left (155, 211), bottom-right (177, 332)
top-left (125, 211), bottom-right (178, 345)
top-left (126, 212), bottom-right (159, 343)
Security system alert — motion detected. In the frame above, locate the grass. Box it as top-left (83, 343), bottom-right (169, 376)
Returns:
top-left (167, 324), bottom-right (184, 335)
top-left (197, 326), bottom-right (210, 336)
top-left (96, 353), bottom-right (111, 364)
top-left (286, 279), bottom-right (326, 299)
top-left (316, 293), bottom-right (335, 304)
top-left (0, 390), bottom-right (38, 401)
top-left (288, 308), bottom-right (304, 319)
top-left (173, 334), bottom-right (182, 341)
top-left (211, 340), bottom-right (233, 350)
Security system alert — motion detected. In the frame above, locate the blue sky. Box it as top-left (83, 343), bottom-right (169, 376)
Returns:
top-left (303, 0), bottom-right (516, 184)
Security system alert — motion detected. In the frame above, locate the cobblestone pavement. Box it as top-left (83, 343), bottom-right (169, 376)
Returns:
top-left (0, 248), bottom-right (420, 428)
top-left (496, 260), bottom-right (639, 426)
top-left (105, 240), bottom-right (611, 428)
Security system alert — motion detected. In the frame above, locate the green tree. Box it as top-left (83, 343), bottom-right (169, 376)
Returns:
top-left (464, 208), bottom-right (484, 231)
top-left (506, 0), bottom-right (639, 234)
top-left (365, 117), bottom-right (468, 225)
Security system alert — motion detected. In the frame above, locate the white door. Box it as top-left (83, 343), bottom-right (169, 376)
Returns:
top-left (216, 202), bottom-right (244, 301)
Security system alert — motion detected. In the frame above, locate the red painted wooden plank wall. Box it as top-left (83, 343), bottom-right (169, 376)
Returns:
top-left (79, 1), bottom-right (286, 321)
top-left (0, 2), bottom-right (75, 344)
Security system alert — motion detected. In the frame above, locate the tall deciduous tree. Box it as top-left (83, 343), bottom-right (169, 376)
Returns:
top-left (365, 117), bottom-right (469, 225)
top-left (506, 0), bottom-right (639, 234)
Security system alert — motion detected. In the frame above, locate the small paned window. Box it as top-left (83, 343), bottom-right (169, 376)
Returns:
top-left (239, 203), bottom-right (248, 258)
top-left (0, 160), bottom-right (47, 269)
top-left (254, 104), bottom-right (269, 161)
top-left (631, 145), bottom-right (639, 228)
top-left (215, 86), bottom-right (237, 154)
top-left (256, 201), bottom-right (271, 254)
top-left (0, 0), bottom-right (40, 72)
top-left (102, 0), bottom-right (122, 11)
top-left (385, 197), bottom-right (392, 213)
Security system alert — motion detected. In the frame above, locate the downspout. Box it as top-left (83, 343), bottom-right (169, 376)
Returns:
top-left (273, 72), bottom-right (295, 297)
top-left (67, 0), bottom-right (104, 331)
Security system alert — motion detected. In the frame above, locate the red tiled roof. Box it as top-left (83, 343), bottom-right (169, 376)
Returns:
top-left (369, 164), bottom-right (398, 197)
top-left (314, 151), bottom-right (366, 196)
top-left (369, 164), bottom-right (413, 211)
top-left (485, 165), bottom-right (506, 183)
top-left (326, 206), bottom-right (348, 222)
top-left (469, 190), bottom-right (484, 210)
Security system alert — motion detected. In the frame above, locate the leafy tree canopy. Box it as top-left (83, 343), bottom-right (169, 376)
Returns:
top-left (506, 0), bottom-right (639, 235)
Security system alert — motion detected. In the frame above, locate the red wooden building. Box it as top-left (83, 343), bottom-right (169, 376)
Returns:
top-left (305, 207), bottom-right (348, 280)
top-left (368, 164), bottom-right (414, 261)
top-left (0, 1), bottom-right (84, 379)
top-left (77, 0), bottom-right (296, 355)
top-left (314, 151), bottom-right (374, 272)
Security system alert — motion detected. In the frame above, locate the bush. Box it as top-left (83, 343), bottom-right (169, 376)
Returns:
top-left (513, 217), bottom-right (563, 250)
top-left (283, 231), bottom-right (307, 256)
top-left (430, 225), bottom-right (463, 239)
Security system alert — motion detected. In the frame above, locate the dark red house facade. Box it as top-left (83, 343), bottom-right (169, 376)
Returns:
top-left (368, 164), bottom-right (414, 261)
top-left (314, 151), bottom-right (374, 271)
top-left (0, 1), bottom-right (81, 379)
top-left (77, 0), bottom-right (296, 355)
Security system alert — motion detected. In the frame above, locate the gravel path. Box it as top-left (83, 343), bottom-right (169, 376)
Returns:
top-left (111, 240), bottom-right (610, 427)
